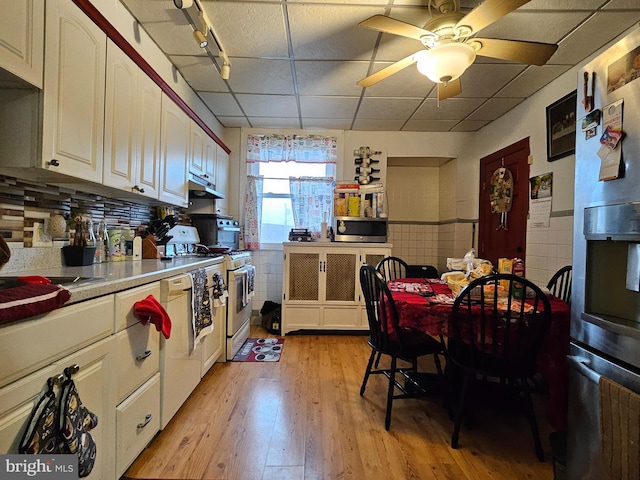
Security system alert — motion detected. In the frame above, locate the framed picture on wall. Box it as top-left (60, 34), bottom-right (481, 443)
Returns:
top-left (546, 90), bottom-right (577, 162)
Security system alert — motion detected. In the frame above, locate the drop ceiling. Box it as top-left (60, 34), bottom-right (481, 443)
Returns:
top-left (119, 0), bottom-right (640, 132)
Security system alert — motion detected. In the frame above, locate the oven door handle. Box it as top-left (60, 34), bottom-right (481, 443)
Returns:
top-left (218, 225), bottom-right (240, 232)
top-left (232, 268), bottom-right (250, 278)
top-left (567, 355), bottom-right (601, 384)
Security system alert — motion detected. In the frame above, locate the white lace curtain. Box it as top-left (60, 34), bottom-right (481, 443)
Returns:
top-left (246, 134), bottom-right (338, 164)
top-left (244, 134), bottom-right (337, 249)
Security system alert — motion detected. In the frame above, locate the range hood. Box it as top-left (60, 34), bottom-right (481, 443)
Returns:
top-left (188, 172), bottom-right (225, 199)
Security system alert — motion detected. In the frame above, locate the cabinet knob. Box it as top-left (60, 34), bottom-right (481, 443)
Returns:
top-left (136, 350), bottom-right (152, 361)
top-left (137, 413), bottom-right (153, 429)
top-left (49, 159), bottom-right (60, 167)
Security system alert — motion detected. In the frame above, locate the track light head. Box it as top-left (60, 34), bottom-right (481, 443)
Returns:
top-left (193, 29), bottom-right (208, 48)
top-left (220, 63), bottom-right (230, 80)
top-left (174, 0), bottom-right (193, 9)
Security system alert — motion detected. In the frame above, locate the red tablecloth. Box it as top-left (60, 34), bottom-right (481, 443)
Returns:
top-left (388, 278), bottom-right (570, 431)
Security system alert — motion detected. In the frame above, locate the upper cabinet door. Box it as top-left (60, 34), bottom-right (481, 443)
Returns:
top-left (0, 0), bottom-right (44, 88)
top-left (159, 94), bottom-right (189, 207)
top-left (215, 145), bottom-right (229, 214)
top-left (204, 135), bottom-right (217, 182)
top-left (189, 121), bottom-right (206, 178)
top-left (104, 41), bottom-right (160, 199)
top-left (104, 41), bottom-right (138, 193)
top-left (42, 0), bottom-right (106, 183)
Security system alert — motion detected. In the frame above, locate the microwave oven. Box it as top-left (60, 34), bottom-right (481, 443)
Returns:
top-left (334, 216), bottom-right (387, 243)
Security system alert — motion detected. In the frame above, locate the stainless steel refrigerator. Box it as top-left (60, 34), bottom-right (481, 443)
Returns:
top-left (568, 26), bottom-right (640, 480)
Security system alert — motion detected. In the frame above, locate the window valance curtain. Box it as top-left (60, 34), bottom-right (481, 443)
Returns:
top-left (244, 175), bottom-right (263, 250)
top-left (246, 134), bottom-right (338, 164)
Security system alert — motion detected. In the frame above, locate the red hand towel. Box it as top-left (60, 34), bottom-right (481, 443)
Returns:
top-left (133, 294), bottom-right (171, 339)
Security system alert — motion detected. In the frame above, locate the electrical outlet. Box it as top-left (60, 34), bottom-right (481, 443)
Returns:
top-left (32, 222), bottom-right (54, 247)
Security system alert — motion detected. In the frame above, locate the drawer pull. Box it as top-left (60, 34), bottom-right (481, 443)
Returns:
top-left (64, 364), bottom-right (80, 378)
top-left (136, 350), bottom-right (152, 361)
top-left (137, 414), bottom-right (153, 429)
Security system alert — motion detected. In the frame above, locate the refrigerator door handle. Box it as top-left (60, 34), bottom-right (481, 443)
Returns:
top-left (567, 354), bottom-right (601, 384)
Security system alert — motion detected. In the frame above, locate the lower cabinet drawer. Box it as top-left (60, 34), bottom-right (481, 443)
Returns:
top-left (114, 322), bottom-right (160, 403)
top-left (116, 372), bottom-right (160, 477)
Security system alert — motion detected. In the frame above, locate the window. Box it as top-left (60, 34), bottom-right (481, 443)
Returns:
top-left (244, 134), bottom-right (337, 249)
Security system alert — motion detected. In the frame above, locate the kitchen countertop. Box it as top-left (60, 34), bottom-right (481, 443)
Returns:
top-left (0, 257), bottom-right (224, 305)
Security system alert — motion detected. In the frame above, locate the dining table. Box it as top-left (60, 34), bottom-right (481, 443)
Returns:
top-left (387, 277), bottom-right (571, 432)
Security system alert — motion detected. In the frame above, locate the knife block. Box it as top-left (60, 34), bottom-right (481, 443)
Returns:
top-left (142, 236), bottom-right (163, 259)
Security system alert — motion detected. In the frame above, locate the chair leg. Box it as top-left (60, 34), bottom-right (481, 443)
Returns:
top-left (385, 356), bottom-right (398, 430)
top-left (433, 353), bottom-right (443, 377)
top-left (451, 371), bottom-right (470, 449)
top-left (521, 379), bottom-right (545, 462)
top-left (360, 349), bottom-right (377, 396)
top-left (374, 351), bottom-right (382, 368)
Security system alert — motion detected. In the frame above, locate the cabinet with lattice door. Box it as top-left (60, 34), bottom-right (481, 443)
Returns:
top-left (282, 243), bottom-right (391, 334)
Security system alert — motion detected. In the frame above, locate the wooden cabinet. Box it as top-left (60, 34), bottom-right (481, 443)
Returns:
top-left (159, 94), bottom-right (189, 207)
top-left (204, 135), bottom-right (218, 182)
top-left (103, 41), bottom-right (161, 199)
top-left (189, 121), bottom-right (207, 178)
top-left (282, 243), bottom-right (391, 333)
top-left (0, 0), bottom-right (44, 87)
top-left (41, 0), bottom-right (106, 183)
top-left (215, 144), bottom-right (229, 214)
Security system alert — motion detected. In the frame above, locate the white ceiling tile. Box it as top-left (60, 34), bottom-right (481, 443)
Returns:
top-left (603, 0), bottom-right (640, 9)
top-left (169, 55), bottom-right (230, 92)
top-left (248, 117), bottom-right (302, 129)
top-left (295, 61), bottom-right (370, 96)
top-left (302, 118), bottom-right (354, 130)
top-left (459, 64), bottom-right (528, 97)
top-left (200, 2), bottom-right (289, 58)
top-left (121, 0), bottom-right (184, 23)
top-left (299, 96), bottom-right (360, 119)
top-left (199, 92), bottom-right (244, 116)
top-left (402, 120), bottom-right (459, 131)
top-left (141, 22), bottom-right (205, 56)
top-left (288, 4), bottom-right (385, 60)
top-left (451, 120), bottom-right (491, 132)
top-left (466, 98), bottom-right (525, 121)
top-left (217, 116), bottom-right (252, 128)
top-left (235, 94), bottom-right (299, 117)
top-left (412, 98), bottom-right (485, 120)
top-left (352, 119), bottom-right (407, 130)
top-left (357, 97), bottom-right (424, 119)
top-left (520, 0), bottom-right (606, 9)
top-left (479, 12), bottom-right (591, 44)
top-left (496, 64), bottom-right (572, 98)
top-left (225, 58), bottom-right (294, 95)
top-left (550, 12), bottom-right (640, 65)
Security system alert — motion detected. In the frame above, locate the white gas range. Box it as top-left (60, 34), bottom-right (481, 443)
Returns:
top-left (165, 225), bottom-right (254, 360)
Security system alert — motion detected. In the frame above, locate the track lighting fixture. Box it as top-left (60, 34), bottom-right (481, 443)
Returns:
top-left (193, 29), bottom-right (207, 48)
top-left (220, 62), bottom-right (230, 80)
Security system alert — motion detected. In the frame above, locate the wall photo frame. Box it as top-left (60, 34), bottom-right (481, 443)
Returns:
top-left (546, 90), bottom-right (577, 162)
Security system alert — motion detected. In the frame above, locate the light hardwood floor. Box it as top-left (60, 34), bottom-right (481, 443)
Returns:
top-left (124, 326), bottom-right (555, 480)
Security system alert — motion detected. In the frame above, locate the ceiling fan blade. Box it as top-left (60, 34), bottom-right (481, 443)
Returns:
top-left (357, 53), bottom-right (419, 87)
top-left (359, 15), bottom-right (434, 41)
top-left (437, 79), bottom-right (461, 101)
top-left (456, 0), bottom-right (530, 35)
top-left (474, 38), bottom-right (558, 66)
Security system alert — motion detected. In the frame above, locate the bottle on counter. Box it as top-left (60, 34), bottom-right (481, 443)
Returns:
top-left (95, 221), bottom-right (108, 263)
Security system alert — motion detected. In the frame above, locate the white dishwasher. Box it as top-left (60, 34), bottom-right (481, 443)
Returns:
top-left (159, 272), bottom-right (201, 429)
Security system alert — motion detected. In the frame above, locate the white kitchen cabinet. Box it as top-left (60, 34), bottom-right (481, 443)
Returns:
top-left (204, 134), bottom-right (218, 182)
top-left (0, 335), bottom-right (116, 480)
top-left (159, 93), bottom-right (189, 207)
top-left (215, 144), bottom-right (229, 214)
top-left (115, 373), bottom-right (160, 477)
top-left (0, 0), bottom-right (44, 87)
top-left (282, 243), bottom-right (391, 333)
top-left (41, 0), bottom-right (106, 183)
top-left (52, 336), bottom-right (116, 480)
top-left (189, 121), bottom-right (207, 178)
top-left (103, 41), bottom-right (161, 199)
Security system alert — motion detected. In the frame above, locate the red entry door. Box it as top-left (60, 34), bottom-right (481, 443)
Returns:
top-left (478, 138), bottom-right (530, 266)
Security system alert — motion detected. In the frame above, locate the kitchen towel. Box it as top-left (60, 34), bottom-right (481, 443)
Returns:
top-left (242, 265), bottom-right (256, 307)
top-left (211, 271), bottom-right (227, 307)
top-left (599, 375), bottom-right (640, 480)
top-left (189, 268), bottom-right (213, 349)
top-left (0, 284), bottom-right (71, 325)
top-left (133, 294), bottom-right (171, 339)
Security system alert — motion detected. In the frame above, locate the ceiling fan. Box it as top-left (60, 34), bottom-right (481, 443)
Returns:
top-left (357, 0), bottom-right (558, 100)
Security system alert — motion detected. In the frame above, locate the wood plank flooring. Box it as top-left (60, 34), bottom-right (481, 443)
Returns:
top-left (124, 326), bottom-right (556, 480)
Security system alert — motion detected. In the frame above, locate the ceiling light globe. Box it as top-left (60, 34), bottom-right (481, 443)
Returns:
top-left (193, 29), bottom-right (208, 48)
top-left (415, 42), bottom-right (476, 84)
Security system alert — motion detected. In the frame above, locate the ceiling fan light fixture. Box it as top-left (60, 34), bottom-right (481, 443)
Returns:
top-left (416, 42), bottom-right (476, 84)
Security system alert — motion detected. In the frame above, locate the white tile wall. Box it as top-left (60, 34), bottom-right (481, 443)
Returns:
top-left (250, 249), bottom-right (284, 322)
top-left (525, 215), bottom-right (574, 287)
